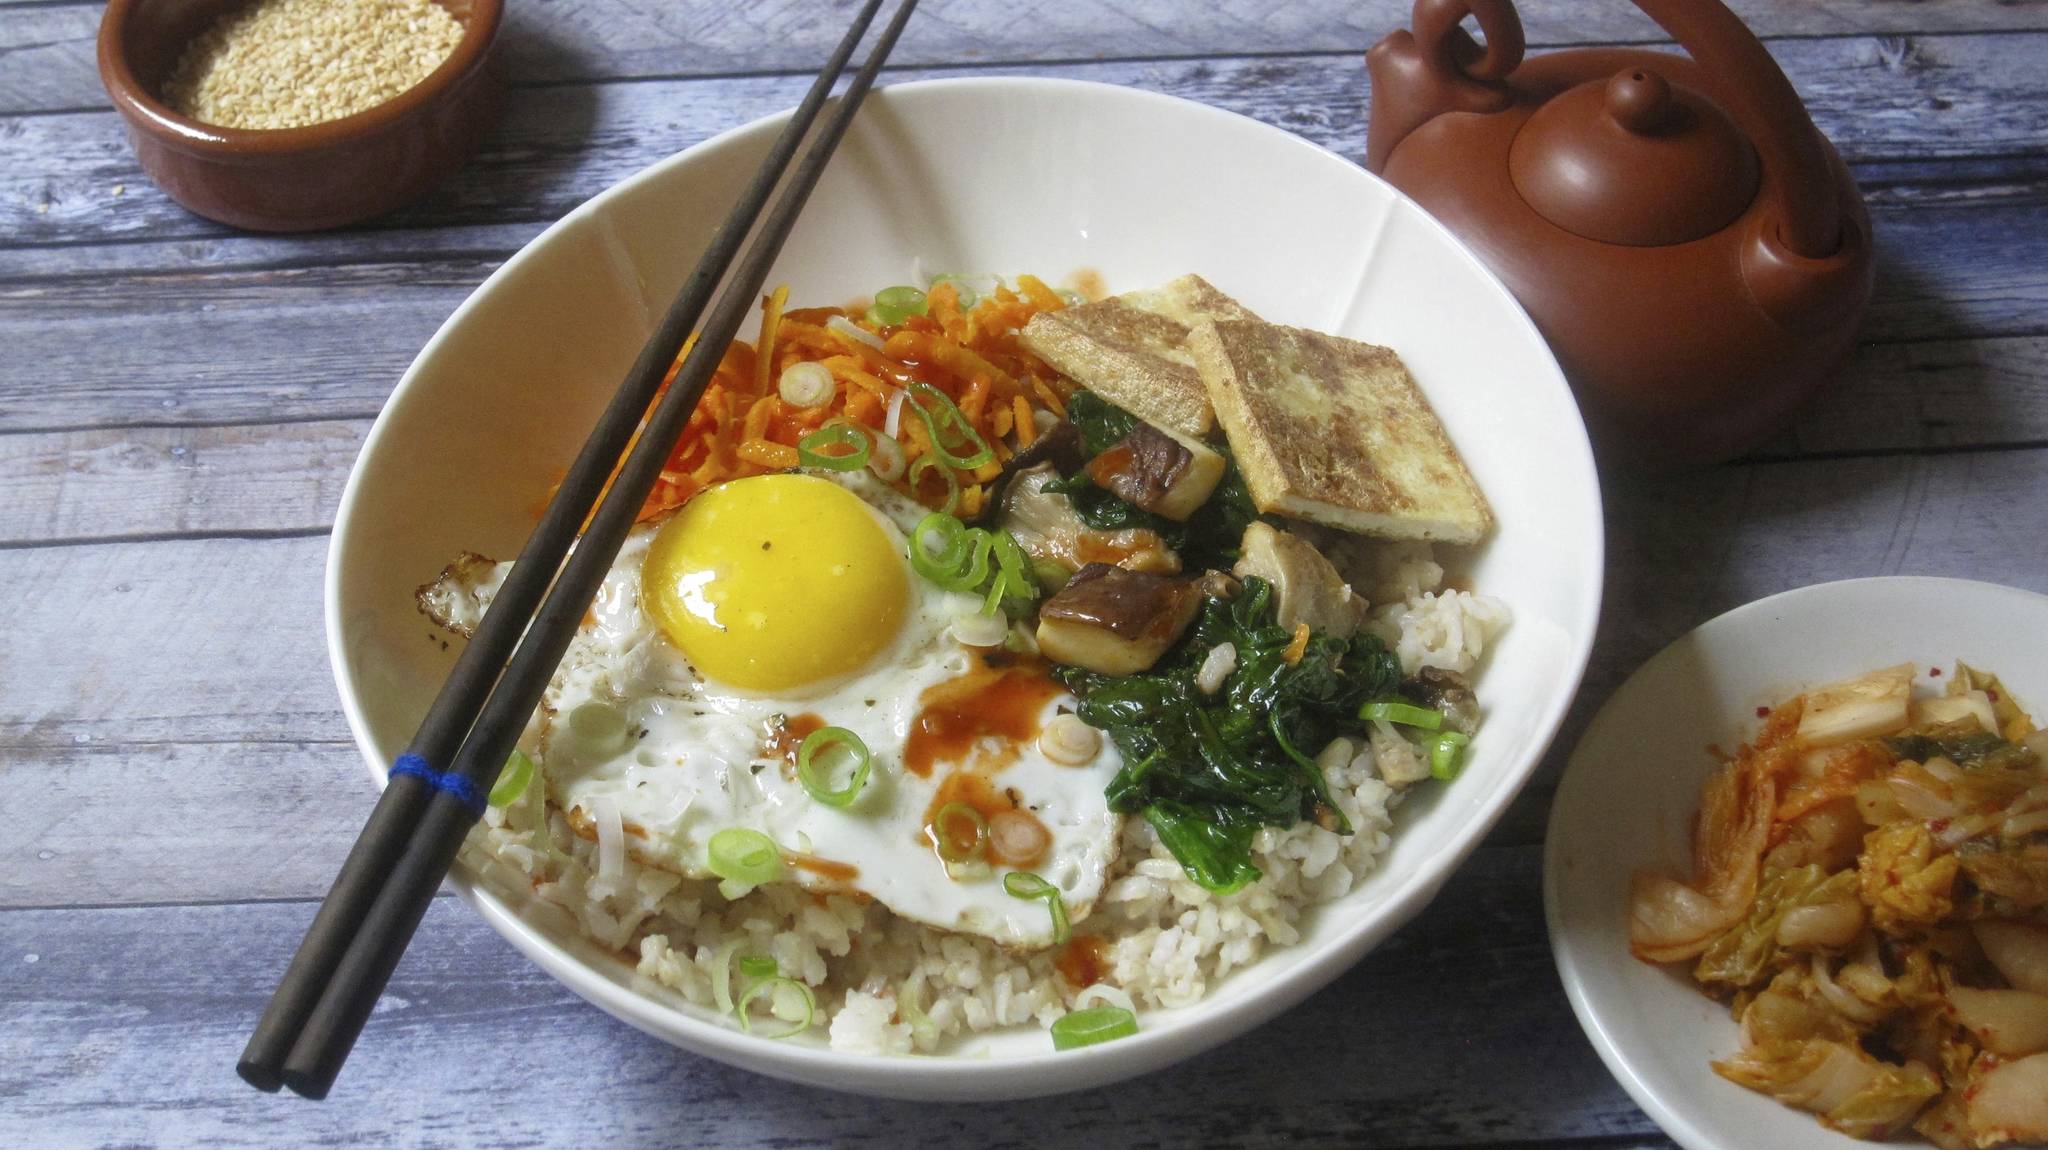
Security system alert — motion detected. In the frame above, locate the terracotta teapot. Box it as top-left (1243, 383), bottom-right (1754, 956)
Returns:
top-left (1367, 0), bottom-right (1872, 469)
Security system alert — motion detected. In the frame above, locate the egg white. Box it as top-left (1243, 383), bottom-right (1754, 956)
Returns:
top-left (423, 471), bottom-right (1124, 948)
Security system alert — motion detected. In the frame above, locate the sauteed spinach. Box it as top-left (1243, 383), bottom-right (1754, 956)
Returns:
top-left (1055, 576), bottom-right (1405, 893)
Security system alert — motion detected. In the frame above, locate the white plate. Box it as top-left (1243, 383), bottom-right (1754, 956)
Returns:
top-left (1545, 576), bottom-right (2048, 1149)
top-left (327, 77), bottom-right (1604, 1099)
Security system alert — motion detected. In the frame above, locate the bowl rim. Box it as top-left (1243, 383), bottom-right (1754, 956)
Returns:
top-left (96, 0), bottom-right (503, 155)
top-left (1541, 575), bottom-right (2048, 1149)
top-left (325, 74), bottom-right (1605, 1094)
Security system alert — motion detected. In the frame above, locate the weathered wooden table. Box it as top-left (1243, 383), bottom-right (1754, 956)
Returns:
top-left (5, 2), bottom-right (2045, 1145)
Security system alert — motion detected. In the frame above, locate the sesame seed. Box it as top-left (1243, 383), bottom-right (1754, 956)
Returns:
top-left (162, 0), bottom-right (466, 132)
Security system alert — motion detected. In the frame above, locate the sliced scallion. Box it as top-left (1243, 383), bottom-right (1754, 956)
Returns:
top-left (737, 955), bottom-right (778, 981)
top-left (909, 512), bottom-right (969, 581)
top-left (982, 529), bottom-right (1038, 617)
top-left (868, 285), bottom-right (929, 326)
top-left (906, 382), bottom-right (995, 470)
top-left (1002, 871), bottom-right (1070, 944)
top-left (777, 361), bottom-right (835, 409)
top-left (907, 512), bottom-right (993, 593)
top-left (1050, 1006), bottom-right (1138, 1051)
top-left (736, 976), bottom-right (816, 1039)
top-left (1358, 700), bottom-right (1444, 730)
top-left (707, 827), bottom-right (782, 899)
top-left (797, 726), bottom-right (872, 808)
top-left (710, 936), bottom-right (745, 1015)
top-left (489, 749), bottom-right (535, 807)
top-left (797, 420), bottom-right (871, 471)
top-left (1428, 730), bottom-right (1471, 781)
top-left (931, 802), bottom-right (988, 864)
top-left (568, 701), bottom-right (630, 754)
top-left (907, 454), bottom-right (959, 516)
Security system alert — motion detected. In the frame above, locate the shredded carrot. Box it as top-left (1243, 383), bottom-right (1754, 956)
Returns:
top-left (1014, 274), bottom-right (1065, 312)
top-left (1011, 395), bottom-right (1037, 447)
top-left (1031, 377), bottom-right (1068, 418)
top-left (561, 277), bottom-right (1075, 520)
top-left (738, 439), bottom-right (799, 469)
top-left (1283, 624), bottom-right (1312, 665)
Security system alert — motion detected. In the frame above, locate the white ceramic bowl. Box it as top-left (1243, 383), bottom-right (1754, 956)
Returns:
top-left (1546, 577), bottom-right (2048, 1149)
top-left (328, 77), bottom-right (1603, 1099)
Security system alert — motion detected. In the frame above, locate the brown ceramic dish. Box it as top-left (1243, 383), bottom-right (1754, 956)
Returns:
top-left (97, 0), bottom-right (504, 233)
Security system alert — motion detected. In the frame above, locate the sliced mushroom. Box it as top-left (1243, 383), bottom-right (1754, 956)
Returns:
top-left (1035, 563), bottom-right (1202, 675)
top-left (1010, 418), bottom-right (1087, 475)
top-left (1083, 421), bottom-right (1225, 521)
top-left (998, 464), bottom-right (1181, 576)
top-left (1230, 521), bottom-right (1367, 639)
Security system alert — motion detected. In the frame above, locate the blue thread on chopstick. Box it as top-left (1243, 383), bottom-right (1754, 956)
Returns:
top-left (389, 753), bottom-right (487, 818)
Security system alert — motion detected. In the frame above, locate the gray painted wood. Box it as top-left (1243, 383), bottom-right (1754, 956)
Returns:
top-left (9, 0), bottom-right (2044, 115)
top-left (0, 419), bottom-right (362, 543)
top-left (3, 329), bottom-right (2045, 548)
top-left (0, 846), bottom-right (1671, 1149)
top-left (2, 192), bottom-right (2045, 442)
top-left (3, 161), bottom-right (2040, 282)
top-left (6, 32), bottom-right (2043, 247)
top-left (0, 534), bottom-right (338, 750)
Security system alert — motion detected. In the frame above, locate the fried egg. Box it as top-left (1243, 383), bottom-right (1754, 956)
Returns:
top-left (422, 471), bottom-right (1123, 948)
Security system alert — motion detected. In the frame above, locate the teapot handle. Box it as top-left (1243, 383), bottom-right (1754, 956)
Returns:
top-left (1412, 0), bottom-right (1524, 84)
top-left (1364, 0), bottom-right (1526, 172)
top-left (1628, 0), bottom-right (1841, 260)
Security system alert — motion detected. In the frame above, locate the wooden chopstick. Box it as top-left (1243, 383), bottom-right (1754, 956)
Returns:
top-left (238, 0), bottom-right (917, 1099)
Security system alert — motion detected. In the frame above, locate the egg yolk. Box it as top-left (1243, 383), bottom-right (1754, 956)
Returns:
top-left (642, 474), bottom-right (908, 691)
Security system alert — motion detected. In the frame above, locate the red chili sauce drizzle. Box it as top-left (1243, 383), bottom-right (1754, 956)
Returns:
top-left (904, 651), bottom-right (1065, 777)
top-left (907, 652), bottom-right (1065, 872)
top-left (922, 771), bottom-right (1019, 856)
top-left (1055, 935), bottom-right (1110, 988)
top-left (763, 712), bottom-right (827, 764)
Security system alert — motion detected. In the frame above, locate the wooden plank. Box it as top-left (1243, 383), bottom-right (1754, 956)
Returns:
top-left (3, 155), bottom-right (2041, 281)
top-left (5, 325), bottom-right (2046, 548)
top-left (0, 261), bottom-right (485, 431)
top-left (7, 0), bottom-right (2043, 115)
top-left (1, 740), bottom-right (361, 910)
top-left (2, 194), bottom-right (2045, 441)
top-left (0, 419), bottom-right (361, 543)
top-left (0, 534), bottom-right (340, 750)
top-left (2, 152), bottom-right (2041, 283)
top-left (1788, 338), bottom-right (2048, 456)
top-left (6, 33), bottom-right (2045, 247)
top-left (0, 6), bottom-right (103, 115)
top-left (0, 844), bottom-right (1668, 1148)
top-left (7, 447), bottom-right (2048, 907)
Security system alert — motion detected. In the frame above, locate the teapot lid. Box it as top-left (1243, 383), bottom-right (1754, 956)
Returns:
top-left (1508, 67), bottom-right (1759, 248)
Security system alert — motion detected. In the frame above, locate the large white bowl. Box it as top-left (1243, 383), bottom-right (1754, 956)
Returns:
top-left (1546, 577), bottom-right (2048, 1149)
top-left (327, 77), bottom-right (1603, 1099)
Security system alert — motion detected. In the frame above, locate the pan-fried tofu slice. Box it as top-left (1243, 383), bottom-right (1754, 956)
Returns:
top-left (1189, 319), bottom-right (1493, 544)
top-left (1019, 274), bottom-right (1258, 438)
